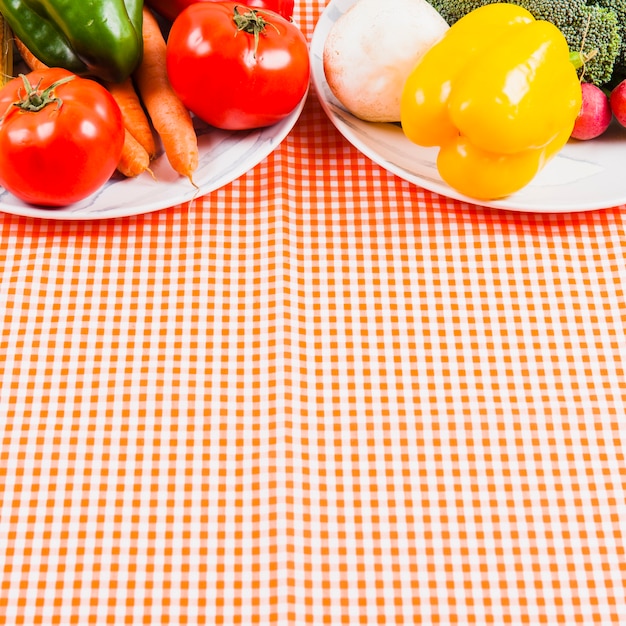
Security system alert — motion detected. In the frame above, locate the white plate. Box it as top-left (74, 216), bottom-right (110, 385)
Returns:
top-left (0, 92), bottom-right (308, 221)
top-left (311, 0), bottom-right (626, 213)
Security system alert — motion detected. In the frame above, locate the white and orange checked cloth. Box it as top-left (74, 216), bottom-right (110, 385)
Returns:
top-left (0, 1), bottom-right (625, 624)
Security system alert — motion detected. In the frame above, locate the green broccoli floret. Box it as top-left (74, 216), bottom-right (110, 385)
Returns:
top-left (591, 0), bottom-right (626, 83)
top-left (426, 0), bottom-right (583, 24)
top-left (425, 0), bottom-right (622, 86)
top-left (562, 5), bottom-right (621, 86)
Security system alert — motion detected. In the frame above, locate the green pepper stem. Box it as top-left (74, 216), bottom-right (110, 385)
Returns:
top-left (569, 49), bottom-right (598, 72)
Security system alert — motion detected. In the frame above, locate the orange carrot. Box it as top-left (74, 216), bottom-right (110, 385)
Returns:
top-left (105, 78), bottom-right (156, 159)
top-left (14, 37), bottom-right (48, 71)
top-left (134, 7), bottom-right (198, 182)
top-left (117, 129), bottom-right (151, 178)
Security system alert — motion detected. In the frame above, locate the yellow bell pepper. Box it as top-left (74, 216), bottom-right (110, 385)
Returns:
top-left (400, 3), bottom-right (582, 201)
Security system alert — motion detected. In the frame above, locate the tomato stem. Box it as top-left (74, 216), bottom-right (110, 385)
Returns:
top-left (13, 73), bottom-right (76, 113)
top-left (232, 5), bottom-right (278, 58)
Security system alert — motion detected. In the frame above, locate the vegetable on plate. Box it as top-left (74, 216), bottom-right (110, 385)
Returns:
top-left (0, 0), bottom-right (143, 83)
top-left (12, 32), bottom-right (158, 180)
top-left (323, 0), bottom-right (449, 123)
top-left (166, 2), bottom-right (310, 130)
top-left (146, 0), bottom-right (294, 22)
top-left (401, 3), bottom-right (582, 200)
top-left (571, 83), bottom-right (612, 140)
top-left (14, 35), bottom-right (47, 71)
top-left (105, 77), bottom-right (157, 163)
top-left (0, 68), bottom-right (125, 206)
top-left (424, 0), bottom-right (625, 88)
top-left (610, 78), bottom-right (626, 126)
top-left (134, 6), bottom-right (199, 181)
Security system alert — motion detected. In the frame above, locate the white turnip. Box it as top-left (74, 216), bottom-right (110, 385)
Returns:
top-left (323, 0), bottom-right (449, 123)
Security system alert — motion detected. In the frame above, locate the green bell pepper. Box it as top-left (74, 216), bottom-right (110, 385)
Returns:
top-left (0, 0), bottom-right (143, 83)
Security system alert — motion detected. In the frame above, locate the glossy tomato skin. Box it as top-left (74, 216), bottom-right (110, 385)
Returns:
top-left (0, 68), bottom-right (124, 207)
top-left (146, 0), bottom-right (294, 23)
top-left (166, 2), bottom-right (310, 130)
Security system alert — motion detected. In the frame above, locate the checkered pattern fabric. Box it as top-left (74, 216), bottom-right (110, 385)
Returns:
top-left (0, 2), bottom-right (625, 624)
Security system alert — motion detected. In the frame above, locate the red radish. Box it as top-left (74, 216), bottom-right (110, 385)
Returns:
top-left (609, 78), bottom-right (626, 128)
top-left (571, 82), bottom-right (612, 140)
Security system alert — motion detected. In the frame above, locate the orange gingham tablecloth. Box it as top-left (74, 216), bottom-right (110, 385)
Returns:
top-left (1, 2), bottom-right (626, 624)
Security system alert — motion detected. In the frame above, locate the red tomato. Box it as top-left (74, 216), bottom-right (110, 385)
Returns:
top-left (0, 68), bottom-right (124, 207)
top-left (146, 0), bottom-right (294, 22)
top-left (166, 2), bottom-right (310, 130)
